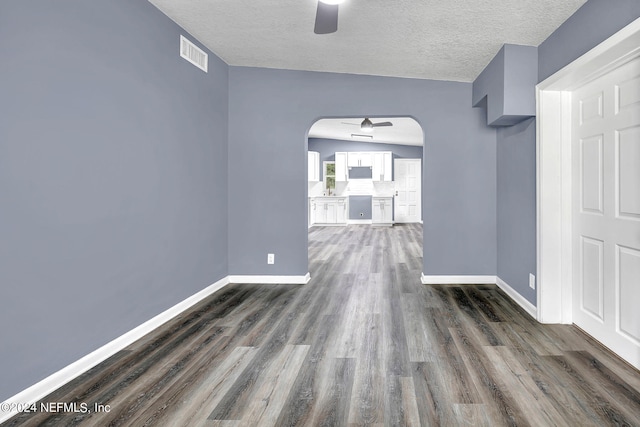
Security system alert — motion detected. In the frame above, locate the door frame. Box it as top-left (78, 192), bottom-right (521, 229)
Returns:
top-left (393, 158), bottom-right (422, 223)
top-left (536, 17), bottom-right (640, 324)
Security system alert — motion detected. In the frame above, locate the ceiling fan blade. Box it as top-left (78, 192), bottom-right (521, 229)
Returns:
top-left (340, 122), bottom-right (360, 126)
top-left (372, 122), bottom-right (393, 127)
top-left (314, 2), bottom-right (339, 34)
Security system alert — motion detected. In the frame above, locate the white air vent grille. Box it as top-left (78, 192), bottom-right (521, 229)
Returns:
top-left (180, 35), bottom-right (208, 72)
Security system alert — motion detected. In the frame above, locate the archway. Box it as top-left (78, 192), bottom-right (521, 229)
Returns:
top-left (304, 116), bottom-right (425, 280)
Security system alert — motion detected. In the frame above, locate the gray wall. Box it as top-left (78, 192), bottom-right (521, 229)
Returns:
top-left (348, 167), bottom-right (373, 180)
top-left (472, 46), bottom-right (505, 124)
top-left (503, 45), bottom-right (538, 118)
top-left (6, 0), bottom-right (632, 403)
top-left (349, 196), bottom-right (373, 220)
top-left (0, 0), bottom-right (229, 401)
top-left (228, 67), bottom-right (497, 277)
top-left (494, 0), bottom-right (640, 306)
top-left (538, 0), bottom-right (640, 81)
top-left (496, 119), bottom-right (536, 303)
top-left (473, 44), bottom-right (537, 126)
top-left (308, 138), bottom-right (424, 181)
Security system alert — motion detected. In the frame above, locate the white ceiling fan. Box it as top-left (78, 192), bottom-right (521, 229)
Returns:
top-left (314, 0), bottom-right (345, 34)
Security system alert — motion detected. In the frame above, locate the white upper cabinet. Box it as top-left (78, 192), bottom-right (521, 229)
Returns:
top-left (337, 150), bottom-right (392, 181)
top-left (335, 152), bottom-right (348, 181)
top-left (308, 151), bottom-right (320, 181)
top-left (372, 152), bottom-right (393, 181)
top-left (347, 152), bottom-right (359, 167)
top-left (347, 152), bottom-right (372, 167)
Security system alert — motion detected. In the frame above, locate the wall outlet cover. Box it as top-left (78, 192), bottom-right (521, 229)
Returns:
top-left (267, 253), bottom-right (275, 265)
top-left (529, 273), bottom-right (535, 289)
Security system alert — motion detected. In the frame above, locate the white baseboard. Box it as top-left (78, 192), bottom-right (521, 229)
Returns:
top-left (496, 277), bottom-right (538, 319)
top-left (421, 274), bottom-right (497, 285)
top-left (228, 273), bottom-right (311, 285)
top-left (0, 275), bottom-right (231, 423)
top-left (419, 274), bottom-right (538, 319)
top-left (2, 270), bottom-right (537, 424)
top-left (0, 271), bottom-right (313, 423)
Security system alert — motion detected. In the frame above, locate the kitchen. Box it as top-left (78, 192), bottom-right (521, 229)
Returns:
top-left (307, 117), bottom-right (423, 228)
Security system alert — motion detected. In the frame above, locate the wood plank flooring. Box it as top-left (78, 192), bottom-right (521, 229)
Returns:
top-left (4, 224), bottom-right (640, 426)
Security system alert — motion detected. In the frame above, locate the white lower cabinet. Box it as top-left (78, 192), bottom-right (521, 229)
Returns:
top-left (336, 199), bottom-right (346, 223)
top-left (372, 197), bottom-right (393, 225)
top-left (312, 197), bottom-right (347, 225)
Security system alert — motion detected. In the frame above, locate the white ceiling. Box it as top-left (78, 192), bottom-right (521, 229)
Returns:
top-left (149, 0), bottom-right (587, 82)
top-left (309, 117), bottom-right (423, 146)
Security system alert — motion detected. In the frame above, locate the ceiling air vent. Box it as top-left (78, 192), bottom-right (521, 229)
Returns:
top-left (180, 35), bottom-right (208, 72)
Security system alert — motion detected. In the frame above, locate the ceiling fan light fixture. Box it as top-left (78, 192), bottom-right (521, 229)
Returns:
top-left (361, 118), bottom-right (374, 132)
top-left (319, 0), bottom-right (345, 4)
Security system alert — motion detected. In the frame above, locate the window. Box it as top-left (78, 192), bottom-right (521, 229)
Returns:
top-left (324, 161), bottom-right (335, 194)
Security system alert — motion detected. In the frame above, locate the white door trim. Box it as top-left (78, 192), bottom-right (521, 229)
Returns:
top-left (536, 17), bottom-right (640, 324)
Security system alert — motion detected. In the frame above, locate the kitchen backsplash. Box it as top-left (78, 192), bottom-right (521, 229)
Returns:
top-left (309, 181), bottom-right (324, 197)
top-left (309, 179), bottom-right (394, 197)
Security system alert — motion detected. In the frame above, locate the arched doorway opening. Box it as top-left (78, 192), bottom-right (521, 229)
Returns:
top-left (305, 116), bottom-right (425, 280)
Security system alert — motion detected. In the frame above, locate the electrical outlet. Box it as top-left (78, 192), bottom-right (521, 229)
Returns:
top-left (529, 273), bottom-right (536, 289)
top-left (267, 253), bottom-right (275, 265)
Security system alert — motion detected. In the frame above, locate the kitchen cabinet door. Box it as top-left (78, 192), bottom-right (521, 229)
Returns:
top-left (348, 152), bottom-right (373, 167)
top-left (382, 198), bottom-right (392, 222)
top-left (314, 202), bottom-right (327, 224)
top-left (372, 152), bottom-right (393, 181)
top-left (372, 197), bottom-right (393, 225)
top-left (359, 152), bottom-right (372, 167)
top-left (335, 152), bottom-right (348, 181)
top-left (336, 200), bottom-right (346, 223)
top-left (308, 151), bottom-right (320, 181)
top-left (382, 152), bottom-right (392, 181)
top-left (347, 152), bottom-right (360, 168)
top-left (326, 202), bottom-right (337, 223)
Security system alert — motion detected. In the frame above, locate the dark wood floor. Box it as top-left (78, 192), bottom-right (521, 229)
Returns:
top-left (4, 224), bottom-right (640, 426)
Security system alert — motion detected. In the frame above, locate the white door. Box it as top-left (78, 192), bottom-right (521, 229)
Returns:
top-left (394, 159), bottom-right (421, 223)
top-left (571, 56), bottom-right (640, 367)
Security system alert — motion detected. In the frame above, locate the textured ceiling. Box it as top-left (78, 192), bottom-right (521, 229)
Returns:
top-left (148, 0), bottom-right (587, 82)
